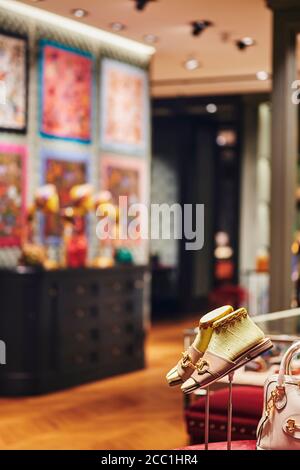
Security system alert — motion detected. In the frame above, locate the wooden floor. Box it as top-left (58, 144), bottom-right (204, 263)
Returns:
top-left (0, 316), bottom-right (198, 450)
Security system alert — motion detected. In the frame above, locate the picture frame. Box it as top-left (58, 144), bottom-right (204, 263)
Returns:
top-left (0, 143), bottom-right (27, 247)
top-left (39, 40), bottom-right (94, 143)
top-left (41, 148), bottom-right (90, 244)
top-left (100, 58), bottom-right (149, 156)
top-left (100, 154), bottom-right (147, 244)
top-left (0, 29), bottom-right (28, 133)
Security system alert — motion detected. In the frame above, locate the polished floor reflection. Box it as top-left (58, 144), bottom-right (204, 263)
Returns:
top-left (0, 316), bottom-right (198, 449)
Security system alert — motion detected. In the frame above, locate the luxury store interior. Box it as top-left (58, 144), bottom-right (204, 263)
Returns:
top-left (0, 0), bottom-right (299, 452)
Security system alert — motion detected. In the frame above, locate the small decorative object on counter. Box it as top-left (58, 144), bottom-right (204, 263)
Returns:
top-left (20, 184), bottom-right (60, 269)
top-left (65, 218), bottom-right (87, 268)
top-left (70, 183), bottom-right (93, 216)
top-left (115, 247), bottom-right (133, 265)
top-left (60, 206), bottom-right (76, 268)
top-left (257, 341), bottom-right (300, 450)
top-left (93, 190), bottom-right (115, 268)
top-left (62, 183), bottom-right (93, 268)
top-left (19, 243), bottom-right (46, 268)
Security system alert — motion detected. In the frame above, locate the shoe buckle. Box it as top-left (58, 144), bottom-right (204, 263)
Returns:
top-left (181, 351), bottom-right (194, 369)
top-left (195, 359), bottom-right (209, 375)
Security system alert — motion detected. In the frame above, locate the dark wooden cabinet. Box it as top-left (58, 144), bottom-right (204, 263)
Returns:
top-left (0, 266), bottom-right (148, 396)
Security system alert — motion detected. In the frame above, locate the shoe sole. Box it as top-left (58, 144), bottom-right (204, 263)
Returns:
top-left (182, 338), bottom-right (273, 394)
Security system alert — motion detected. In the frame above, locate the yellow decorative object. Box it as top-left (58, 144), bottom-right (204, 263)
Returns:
top-left (91, 256), bottom-right (115, 269)
top-left (20, 185), bottom-right (60, 269)
top-left (70, 184), bottom-right (93, 215)
top-left (93, 190), bottom-right (112, 209)
top-left (93, 190), bottom-right (116, 267)
top-left (35, 184), bottom-right (59, 214)
top-left (19, 243), bottom-right (46, 267)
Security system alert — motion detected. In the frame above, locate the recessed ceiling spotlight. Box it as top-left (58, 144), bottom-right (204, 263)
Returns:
top-left (184, 58), bottom-right (200, 71)
top-left (143, 34), bottom-right (158, 44)
top-left (110, 22), bottom-right (126, 32)
top-left (134, 0), bottom-right (156, 11)
top-left (206, 103), bottom-right (217, 114)
top-left (256, 70), bottom-right (269, 81)
top-left (236, 37), bottom-right (255, 50)
top-left (191, 20), bottom-right (213, 36)
top-left (71, 8), bottom-right (88, 19)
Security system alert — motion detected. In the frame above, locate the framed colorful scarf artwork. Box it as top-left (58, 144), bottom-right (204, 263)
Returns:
top-left (39, 40), bottom-right (93, 142)
top-left (100, 58), bottom-right (149, 156)
top-left (41, 149), bottom-right (89, 242)
top-left (0, 143), bottom-right (27, 247)
top-left (100, 155), bottom-right (147, 244)
top-left (0, 31), bottom-right (28, 133)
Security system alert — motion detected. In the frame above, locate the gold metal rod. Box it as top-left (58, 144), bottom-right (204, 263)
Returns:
top-left (204, 386), bottom-right (210, 450)
top-left (227, 372), bottom-right (234, 450)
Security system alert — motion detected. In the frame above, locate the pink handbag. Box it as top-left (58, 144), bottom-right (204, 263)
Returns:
top-left (257, 341), bottom-right (300, 450)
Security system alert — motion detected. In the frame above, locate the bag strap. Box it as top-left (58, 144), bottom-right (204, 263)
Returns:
top-left (278, 340), bottom-right (300, 387)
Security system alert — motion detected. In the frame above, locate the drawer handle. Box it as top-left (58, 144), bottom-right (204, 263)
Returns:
top-left (112, 305), bottom-right (121, 313)
top-left (75, 309), bottom-right (85, 318)
top-left (134, 280), bottom-right (144, 289)
top-left (112, 347), bottom-right (121, 357)
top-left (112, 326), bottom-right (121, 334)
top-left (75, 333), bottom-right (85, 342)
top-left (76, 285), bottom-right (86, 295)
top-left (74, 355), bottom-right (84, 365)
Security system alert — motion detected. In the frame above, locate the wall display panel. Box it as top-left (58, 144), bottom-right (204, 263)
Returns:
top-left (100, 154), bottom-right (147, 244)
top-left (39, 40), bottom-right (93, 143)
top-left (41, 149), bottom-right (89, 243)
top-left (0, 143), bottom-right (26, 247)
top-left (100, 58), bottom-right (149, 156)
top-left (0, 31), bottom-right (28, 133)
top-left (0, 3), bottom-right (151, 267)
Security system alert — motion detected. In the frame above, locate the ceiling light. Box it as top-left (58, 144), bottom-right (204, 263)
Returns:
top-left (71, 8), bottom-right (88, 18)
top-left (191, 20), bottom-right (213, 36)
top-left (143, 34), bottom-right (158, 44)
top-left (1, 0), bottom-right (155, 56)
top-left (256, 70), bottom-right (269, 81)
top-left (236, 37), bottom-right (255, 50)
top-left (184, 58), bottom-right (200, 71)
top-left (110, 22), bottom-right (126, 32)
top-left (134, 0), bottom-right (156, 11)
top-left (206, 103), bottom-right (217, 114)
